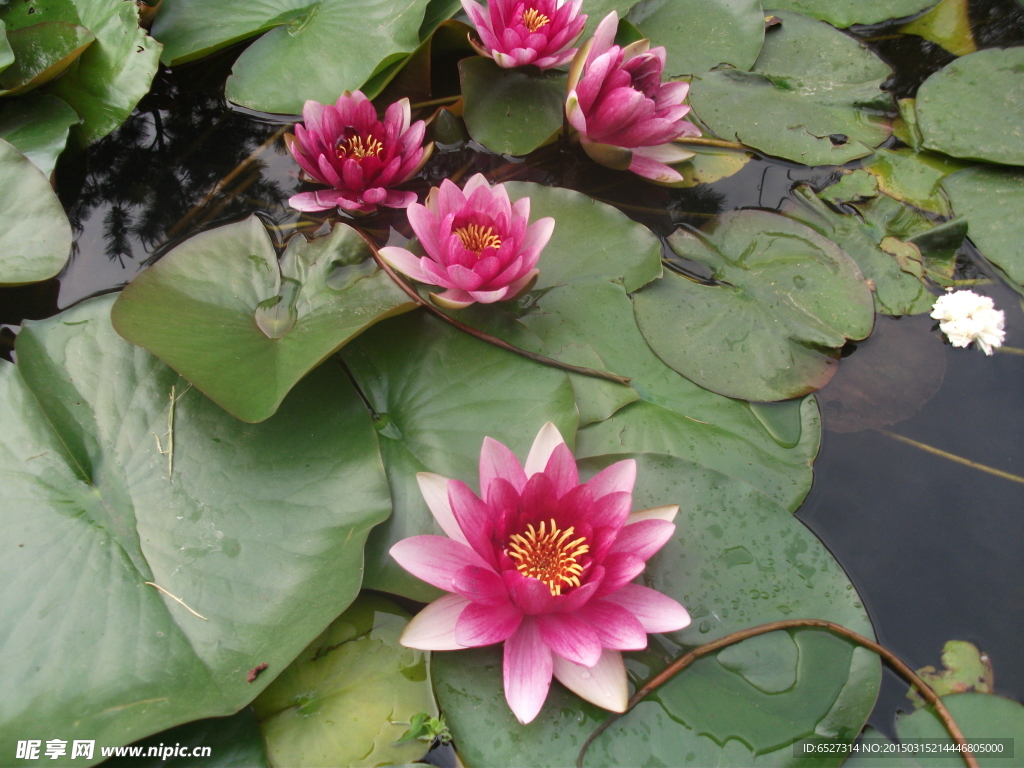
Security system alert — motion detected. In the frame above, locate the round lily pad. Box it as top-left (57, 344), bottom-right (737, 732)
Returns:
top-left (634, 209), bottom-right (875, 402)
top-left (768, 0), bottom-right (937, 27)
top-left (917, 47), bottom-right (1024, 166)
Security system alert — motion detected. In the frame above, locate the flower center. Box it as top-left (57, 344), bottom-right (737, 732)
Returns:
top-left (454, 224), bottom-right (502, 255)
top-left (338, 134), bottom-right (384, 160)
top-left (507, 519), bottom-right (589, 596)
top-left (521, 7), bottom-right (551, 32)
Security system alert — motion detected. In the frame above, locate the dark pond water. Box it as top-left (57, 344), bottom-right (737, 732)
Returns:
top-left (2, 0), bottom-right (1023, 746)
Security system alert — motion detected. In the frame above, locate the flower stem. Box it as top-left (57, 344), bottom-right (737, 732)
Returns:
top-left (672, 136), bottom-right (749, 151)
top-left (878, 430), bottom-right (1024, 486)
top-left (360, 233), bottom-right (632, 386)
top-left (576, 619), bottom-right (979, 768)
top-left (410, 95), bottom-right (462, 110)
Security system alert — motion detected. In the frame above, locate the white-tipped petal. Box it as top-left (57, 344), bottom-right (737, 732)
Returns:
top-left (632, 143), bottom-right (697, 164)
top-left (552, 648), bottom-right (629, 713)
top-left (401, 594), bottom-right (471, 650)
top-left (416, 472), bottom-right (469, 544)
top-left (524, 422), bottom-right (567, 477)
top-left (626, 505), bottom-right (678, 525)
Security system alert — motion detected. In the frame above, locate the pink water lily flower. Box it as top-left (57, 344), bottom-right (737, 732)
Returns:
top-left (391, 423), bottom-right (691, 724)
top-left (379, 174), bottom-right (553, 308)
top-left (566, 12), bottom-right (701, 183)
top-left (463, 0), bottom-right (587, 70)
top-left (286, 90), bottom-right (433, 214)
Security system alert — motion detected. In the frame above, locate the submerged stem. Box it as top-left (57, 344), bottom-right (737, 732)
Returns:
top-left (577, 619), bottom-right (979, 768)
top-left (359, 233), bottom-right (632, 386)
top-left (878, 430), bottom-right (1024, 486)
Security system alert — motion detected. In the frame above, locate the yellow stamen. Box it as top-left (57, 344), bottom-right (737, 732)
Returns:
top-left (454, 224), bottom-right (502, 255)
top-left (522, 7), bottom-right (551, 32)
top-left (506, 518), bottom-right (589, 596)
top-left (338, 134), bottom-right (384, 160)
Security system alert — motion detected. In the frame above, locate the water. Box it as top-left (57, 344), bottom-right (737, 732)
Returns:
top-left (2, 0), bottom-right (1022, 743)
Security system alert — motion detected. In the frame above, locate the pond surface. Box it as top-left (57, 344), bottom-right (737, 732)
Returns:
top-left (2, 0), bottom-right (1022, 744)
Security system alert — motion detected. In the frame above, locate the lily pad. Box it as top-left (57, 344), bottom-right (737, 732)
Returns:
top-left (845, 693), bottom-right (1024, 767)
top-left (907, 641), bottom-right (994, 707)
top-left (662, 146), bottom-right (753, 188)
top-left (460, 57), bottom-right (567, 156)
top-left (820, 170), bottom-right (879, 205)
top-left (0, 20), bottom-right (94, 96)
top-left (341, 311), bottom-right (579, 602)
top-left (427, 185), bottom-right (821, 511)
top-left (104, 708), bottom-right (270, 768)
top-left (626, 0), bottom-right (764, 76)
top-left (900, 0), bottom-right (976, 57)
top-left (784, 185), bottom-right (942, 315)
top-left (0, 136), bottom-right (72, 285)
top-left (917, 47), bottom-right (1024, 166)
top-left (111, 216), bottom-right (415, 423)
top-left (0, 21), bottom-right (14, 73)
top-left (634, 209), bottom-right (875, 402)
top-left (43, 0), bottom-right (162, 144)
top-left (433, 452), bottom-right (880, 767)
top-left (768, 0), bottom-right (937, 27)
top-left (0, 295), bottom-right (392, 759)
top-left (688, 10), bottom-right (893, 166)
top-left (0, 93), bottom-right (79, 175)
top-left (862, 148), bottom-right (972, 217)
top-left (255, 594), bottom-right (437, 768)
top-left (943, 165), bottom-right (1024, 292)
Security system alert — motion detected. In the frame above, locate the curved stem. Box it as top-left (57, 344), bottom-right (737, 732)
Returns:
top-left (577, 619), bottom-right (978, 768)
top-left (360, 232), bottom-right (632, 386)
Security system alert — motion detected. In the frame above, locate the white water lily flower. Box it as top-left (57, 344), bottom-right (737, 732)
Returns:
top-left (930, 290), bottom-right (1005, 355)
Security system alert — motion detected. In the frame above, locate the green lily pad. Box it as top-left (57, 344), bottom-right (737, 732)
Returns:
top-left (0, 136), bottom-right (71, 285)
top-left (151, 0), bottom-right (431, 114)
top-left (111, 216), bottom-right (415, 423)
top-left (428, 184), bottom-right (820, 511)
top-left (784, 185), bottom-right (941, 315)
top-left (0, 93), bottom-right (78, 175)
top-left (42, 0), bottom-right (162, 145)
top-left (104, 709), bottom-right (269, 768)
top-left (900, 0), bottom-right (975, 57)
top-left (862, 148), bottom-right (972, 217)
top-left (460, 57), bottom-right (567, 156)
top-left (634, 210), bottom-right (875, 402)
top-left (627, 0), bottom-right (764, 76)
top-left (661, 146), bottom-right (753, 188)
top-left (0, 20), bottom-right (94, 96)
top-left (820, 170), bottom-right (879, 205)
top-left (768, 0), bottom-right (937, 27)
top-left (0, 294), bottom-right (392, 760)
top-left (688, 10), bottom-right (893, 166)
top-left (433, 452), bottom-right (880, 767)
top-left (943, 165), bottom-right (1024, 292)
top-left (341, 311), bottom-right (578, 602)
top-left (845, 693), bottom-right (1024, 767)
top-left (917, 47), bottom-right (1024, 166)
top-left (255, 594), bottom-right (437, 767)
top-left (907, 641), bottom-right (994, 708)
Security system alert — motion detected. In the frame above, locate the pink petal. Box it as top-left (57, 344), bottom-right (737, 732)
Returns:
top-left (431, 288), bottom-right (475, 309)
top-left (407, 203), bottom-right (442, 257)
top-left (542, 442), bottom-right (580, 499)
top-left (587, 12), bottom-right (619, 68)
top-left (382, 190), bottom-right (418, 208)
top-left (595, 552), bottom-right (646, 597)
top-left (446, 263), bottom-right (486, 291)
top-left (602, 583), bottom-right (691, 633)
top-left (536, 613), bottom-right (603, 667)
top-left (587, 459), bottom-right (636, 499)
top-left (521, 216), bottom-right (555, 253)
top-left (504, 617), bottom-right (554, 724)
top-left (462, 173), bottom-right (492, 198)
top-left (288, 191), bottom-right (340, 212)
top-left (552, 648), bottom-right (628, 712)
top-left (524, 422), bottom-right (567, 477)
top-left (480, 436), bottom-right (528, 496)
top-left (363, 187), bottom-right (387, 204)
top-left (456, 601), bottom-right (524, 646)
top-left (452, 565), bottom-right (510, 606)
top-left (503, 268), bottom-right (539, 299)
top-left (468, 287), bottom-right (510, 303)
top-left (401, 593), bottom-right (471, 650)
top-left (416, 472), bottom-right (469, 544)
top-left (379, 246), bottom-right (430, 283)
top-left (504, 569), bottom-right (558, 615)
top-left (610, 518), bottom-right (675, 561)
top-left (576, 600), bottom-right (648, 650)
top-left (628, 154), bottom-right (684, 183)
top-left (448, 480), bottom-right (499, 564)
top-left (389, 535), bottom-right (491, 592)
top-left (588, 491), bottom-right (632, 530)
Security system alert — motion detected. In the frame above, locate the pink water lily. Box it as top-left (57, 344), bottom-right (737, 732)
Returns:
top-left (463, 0), bottom-right (587, 70)
top-left (566, 12), bottom-right (701, 183)
top-left (379, 174), bottom-right (553, 308)
top-left (391, 423), bottom-right (690, 724)
top-left (286, 90), bottom-right (432, 214)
